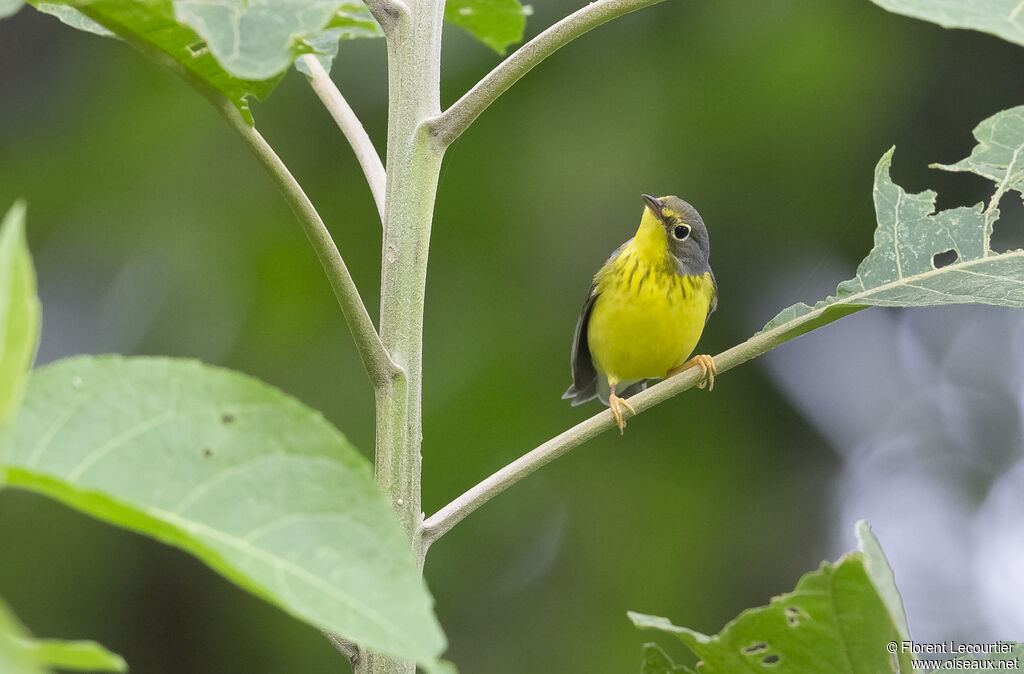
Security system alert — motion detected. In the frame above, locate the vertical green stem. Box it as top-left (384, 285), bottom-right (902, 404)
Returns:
top-left (358, 0), bottom-right (445, 669)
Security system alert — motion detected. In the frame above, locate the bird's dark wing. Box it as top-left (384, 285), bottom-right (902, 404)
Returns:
top-left (705, 267), bottom-right (718, 324)
top-left (562, 284), bottom-right (600, 406)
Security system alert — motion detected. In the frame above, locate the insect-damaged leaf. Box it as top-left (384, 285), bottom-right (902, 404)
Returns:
top-left (759, 106), bottom-right (1024, 343)
top-left (629, 522), bottom-right (912, 673)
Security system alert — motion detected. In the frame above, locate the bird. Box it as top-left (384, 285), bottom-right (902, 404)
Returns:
top-left (563, 194), bottom-right (718, 433)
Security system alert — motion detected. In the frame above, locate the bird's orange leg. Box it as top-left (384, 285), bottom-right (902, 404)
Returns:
top-left (667, 354), bottom-right (717, 391)
top-left (608, 383), bottom-right (636, 435)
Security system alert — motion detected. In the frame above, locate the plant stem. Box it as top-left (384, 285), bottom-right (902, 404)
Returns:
top-left (359, 0), bottom-right (445, 668)
top-left (421, 304), bottom-right (865, 546)
top-left (300, 55), bottom-right (388, 223)
top-left (426, 0), bottom-right (669, 147)
top-left (217, 100), bottom-right (400, 388)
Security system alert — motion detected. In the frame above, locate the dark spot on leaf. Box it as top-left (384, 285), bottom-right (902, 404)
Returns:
top-left (933, 249), bottom-right (958, 268)
top-left (186, 41), bottom-right (208, 57)
top-left (221, 413), bottom-right (235, 424)
top-left (743, 642), bottom-right (769, 654)
top-left (202, 448), bottom-right (213, 458)
top-left (785, 605), bottom-right (801, 626)
top-left (762, 654), bottom-right (780, 666)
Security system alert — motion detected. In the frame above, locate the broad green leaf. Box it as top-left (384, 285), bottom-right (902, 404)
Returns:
top-left (295, 3), bottom-right (382, 76)
top-left (444, 0), bottom-right (530, 54)
top-left (0, 596), bottom-right (126, 673)
top-left (4, 356), bottom-right (446, 665)
top-left (29, 0), bottom-right (282, 124)
top-left (0, 0), bottom-right (24, 18)
top-left (759, 106), bottom-right (1024, 342)
top-left (640, 643), bottom-right (693, 673)
top-left (630, 522), bottom-right (913, 673)
top-left (870, 0), bottom-right (1024, 48)
top-left (934, 643), bottom-right (1024, 672)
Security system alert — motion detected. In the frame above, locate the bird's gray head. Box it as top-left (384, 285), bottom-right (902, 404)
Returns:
top-left (641, 194), bottom-right (711, 274)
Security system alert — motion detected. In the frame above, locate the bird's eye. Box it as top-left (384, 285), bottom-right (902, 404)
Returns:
top-left (673, 225), bottom-right (691, 240)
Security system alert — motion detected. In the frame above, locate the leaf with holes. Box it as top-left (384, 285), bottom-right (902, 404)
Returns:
top-left (3, 356), bottom-right (446, 666)
top-left (758, 105), bottom-right (1024, 344)
top-left (28, 0), bottom-right (283, 124)
top-left (0, 596), bottom-right (126, 673)
top-left (444, 0), bottom-right (530, 54)
top-left (869, 0), bottom-right (1024, 48)
top-left (629, 522), bottom-right (913, 673)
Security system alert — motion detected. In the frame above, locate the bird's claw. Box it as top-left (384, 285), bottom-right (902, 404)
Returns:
top-left (669, 354), bottom-right (717, 391)
top-left (609, 393), bottom-right (635, 435)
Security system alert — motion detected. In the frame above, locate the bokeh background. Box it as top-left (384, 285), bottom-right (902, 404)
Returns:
top-left (3, 0), bottom-right (1024, 671)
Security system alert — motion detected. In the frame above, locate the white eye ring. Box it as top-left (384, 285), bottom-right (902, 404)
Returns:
top-left (673, 224), bottom-right (691, 240)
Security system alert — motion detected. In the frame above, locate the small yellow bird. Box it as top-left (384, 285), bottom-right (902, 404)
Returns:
top-left (563, 194), bottom-right (718, 433)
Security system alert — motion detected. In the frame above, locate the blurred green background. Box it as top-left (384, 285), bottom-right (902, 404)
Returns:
top-left (3, 0), bottom-right (1024, 671)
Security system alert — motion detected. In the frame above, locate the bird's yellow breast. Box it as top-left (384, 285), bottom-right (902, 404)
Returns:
top-left (587, 228), bottom-right (714, 385)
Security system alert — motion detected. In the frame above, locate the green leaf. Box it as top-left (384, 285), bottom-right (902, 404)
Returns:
top-left (935, 644), bottom-right (1024, 672)
top-left (0, 0), bottom-right (25, 18)
top-left (869, 0), bottom-right (1024, 48)
top-left (4, 356), bottom-right (446, 665)
top-left (759, 105), bottom-right (1024, 342)
top-left (0, 596), bottom-right (126, 673)
top-left (0, 202), bottom-right (41, 430)
top-left (295, 3), bottom-right (382, 76)
top-left (444, 0), bottom-right (530, 54)
top-left (29, 0), bottom-right (283, 124)
top-left (640, 643), bottom-right (694, 673)
top-left (629, 522), bottom-right (913, 673)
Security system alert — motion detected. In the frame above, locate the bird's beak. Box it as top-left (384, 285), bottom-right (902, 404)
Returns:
top-left (641, 194), bottom-right (664, 220)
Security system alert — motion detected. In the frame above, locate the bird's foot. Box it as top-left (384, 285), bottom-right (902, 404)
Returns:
top-left (668, 354), bottom-right (717, 391)
top-left (609, 393), bottom-right (636, 435)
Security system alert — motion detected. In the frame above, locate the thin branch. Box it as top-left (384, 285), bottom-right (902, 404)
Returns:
top-left (217, 99), bottom-right (401, 387)
top-left (426, 0), bottom-right (668, 147)
top-left (300, 55), bottom-right (387, 223)
top-left (421, 310), bottom-right (848, 546)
